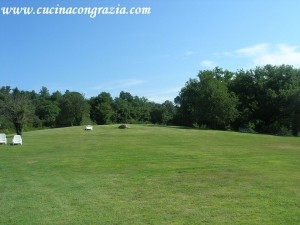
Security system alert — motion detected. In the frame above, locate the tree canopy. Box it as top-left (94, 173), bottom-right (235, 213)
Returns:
top-left (0, 64), bottom-right (299, 136)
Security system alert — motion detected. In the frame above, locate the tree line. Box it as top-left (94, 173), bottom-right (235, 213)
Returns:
top-left (0, 87), bottom-right (176, 135)
top-left (175, 65), bottom-right (300, 136)
top-left (0, 64), bottom-right (299, 136)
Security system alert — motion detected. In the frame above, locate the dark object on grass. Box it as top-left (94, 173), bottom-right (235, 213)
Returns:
top-left (118, 124), bottom-right (130, 129)
top-left (238, 127), bottom-right (257, 134)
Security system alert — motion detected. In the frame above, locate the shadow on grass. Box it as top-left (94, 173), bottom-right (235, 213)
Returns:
top-left (147, 124), bottom-right (204, 131)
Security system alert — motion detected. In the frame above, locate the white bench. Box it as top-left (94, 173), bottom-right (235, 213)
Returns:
top-left (0, 133), bottom-right (7, 144)
top-left (85, 125), bottom-right (93, 131)
top-left (12, 135), bottom-right (22, 145)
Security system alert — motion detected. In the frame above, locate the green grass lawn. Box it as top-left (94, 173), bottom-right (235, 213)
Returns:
top-left (0, 125), bottom-right (299, 225)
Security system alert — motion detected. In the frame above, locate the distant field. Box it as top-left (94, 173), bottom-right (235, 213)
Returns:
top-left (0, 125), bottom-right (299, 225)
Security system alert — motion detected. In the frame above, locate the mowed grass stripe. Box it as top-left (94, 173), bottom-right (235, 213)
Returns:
top-left (0, 125), bottom-right (299, 225)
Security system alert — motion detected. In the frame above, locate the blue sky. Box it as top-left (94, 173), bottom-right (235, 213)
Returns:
top-left (1, 0), bottom-right (300, 102)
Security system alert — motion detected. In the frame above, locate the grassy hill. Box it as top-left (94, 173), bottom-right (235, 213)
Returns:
top-left (0, 125), bottom-right (299, 225)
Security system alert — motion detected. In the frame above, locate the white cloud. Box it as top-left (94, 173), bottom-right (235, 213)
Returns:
top-left (235, 43), bottom-right (269, 56)
top-left (116, 79), bottom-right (146, 88)
top-left (147, 95), bottom-right (174, 103)
top-left (254, 44), bottom-right (300, 67)
top-left (185, 51), bottom-right (195, 56)
top-left (92, 79), bottom-right (146, 91)
top-left (222, 51), bottom-right (233, 57)
top-left (145, 87), bottom-right (181, 103)
top-left (200, 60), bottom-right (216, 69)
top-left (235, 43), bottom-right (300, 67)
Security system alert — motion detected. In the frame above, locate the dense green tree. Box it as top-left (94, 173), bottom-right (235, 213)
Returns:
top-left (174, 79), bottom-right (200, 126)
top-left (39, 86), bottom-right (50, 99)
top-left (113, 96), bottom-right (132, 123)
top-left (1, 91), bottom-right (35, 135)
top-left (50, 91), bottom-right (62, 102)
top-left (35, 100), bottom-right (60, 127)
top-left (90, 92), bottom-right (114, 125)
top-left (198, 70), bottom-right (238, 129)
top-left (176, 69), bottom-right (238, 129)
top-left (228, 65), bottom-right (300, 135)
top-left (112, 92), bottom-right (152, 124)
top-left (56, 91), bottom-right (89, 127)
top-left (130, 96), bottom-right (151, 122)
top-left (119, 91), bottom-right (134, 102)
top-left (245, 65), bottom-right (299, 134)
top-left (228, 69), bottom-right (259, 130)
top-left (34, 87), bottom-right (60, 127)
top-left (150, 103), bottom-right (164, 124)
top-left (0, 86), bottom-right (12, 132)
top-left (151, 101), bottom-right (176, 125)
top-left (95, 103), bottom-right (113, 124)
top-left (161, 100), bottom-right (176, 125)
top-left (0, 86), bottom-right (11, 97)
top-left (291, 90), bottom-right (300, 136)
